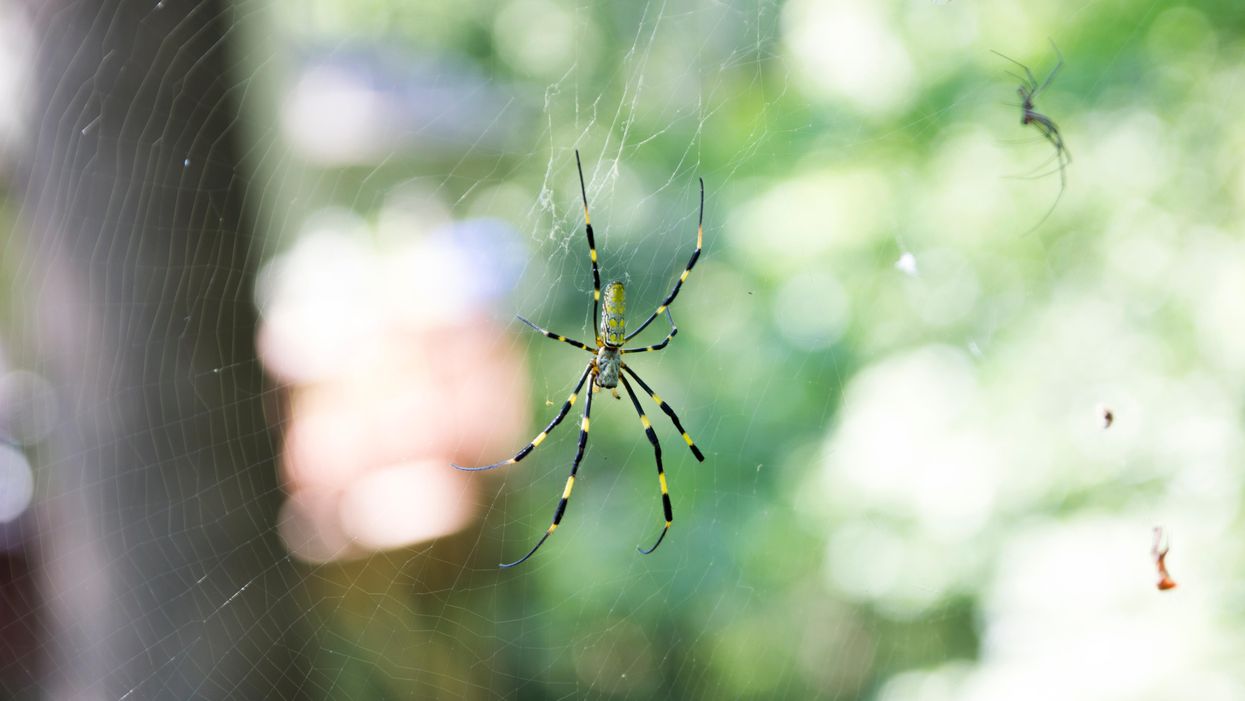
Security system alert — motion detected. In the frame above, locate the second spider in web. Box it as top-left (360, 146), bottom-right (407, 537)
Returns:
top-left (993, 41), bottom-right (1071, 232)
top-left (454, 150), bottom-right (706, 568)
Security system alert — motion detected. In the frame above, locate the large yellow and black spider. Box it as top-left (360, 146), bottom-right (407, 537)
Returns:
top-left (454, 151), bottom-right (706, 568)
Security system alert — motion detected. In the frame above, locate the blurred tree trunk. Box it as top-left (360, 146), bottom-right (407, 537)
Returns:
top-left (16, 0), bottom-right (310, 697)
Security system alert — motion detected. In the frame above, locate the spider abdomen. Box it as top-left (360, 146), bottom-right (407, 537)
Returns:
top-left (595, 346), bottom-right (620, 388)
top-left (600, 280), bottom-right (626, 346)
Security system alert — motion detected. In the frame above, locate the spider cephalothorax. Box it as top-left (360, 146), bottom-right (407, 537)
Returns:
top-left (454, 151), bottom-right (706, 567)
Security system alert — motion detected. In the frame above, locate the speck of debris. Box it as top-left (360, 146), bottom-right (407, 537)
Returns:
top-left (1098, 404), bottom-right (1114, 429)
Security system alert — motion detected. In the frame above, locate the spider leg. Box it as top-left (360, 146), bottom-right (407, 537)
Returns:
top-left (990, 50), bottom-right (1039, 93)
top-left (452, 362), bottom-right (594, 472)
top-left (625, 177), bottom-right (704, 342)
top-left (576, 150), bottom-right (603, 342)
top-left (1020, 182), bottom-right (1064, 237)
top-left (621, 310), bottom-right (677, 354)
top-left (1029, 114), bottom-right (1069, 159)
top-left (1001, 69), bottom-right (1032, 93)
top-left (1015, 117), bottom-right (1068, 236)
top-left (620, 374), bottom-right (671, 555)
top-left (500, 373), bottom-right (595, 568)
top-left (621, 364), bottom-right (704, 462)
top-left (1034, 40), bottom-right (1063, 96)
top-left (1005, 159), bottom-right (1065, 182)
top-left (516, 315), bottom-right (595, 352)
top-left (1028, 114), bottom-right (1070, 188)
top-left (1016, 160), bottom-right (1069, 183)
top-left (1004, 131), bottom-right (1070, 181)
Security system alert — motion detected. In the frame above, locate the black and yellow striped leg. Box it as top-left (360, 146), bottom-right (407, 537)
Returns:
top-left (575, 150), bottom-right (603, 337)
top-left (622, 310), bottom-right (677, 354)
top-left (625, 177), bottom-right (704, 341)
top-left (620, 375), bottom-right (672, 554)
top-left (621, 364), bottom-right (705, 462)
top-left (516, 315), bottom-right (594, 353)
top-left (500, 372), bottom-right (595, 568)
top-left (452, 362), bottom-right (594, 472)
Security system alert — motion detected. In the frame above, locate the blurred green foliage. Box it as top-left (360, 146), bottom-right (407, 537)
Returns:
top-left (256, 0), bottom-right (1245, 698)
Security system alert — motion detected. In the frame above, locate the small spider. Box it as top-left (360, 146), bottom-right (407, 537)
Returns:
top-left (992, 41), bottom-right (1071, 231)
top-left (454, 151), bottom-right (706, 568)
top-left (1151, 526), bottom-right (1177, 591)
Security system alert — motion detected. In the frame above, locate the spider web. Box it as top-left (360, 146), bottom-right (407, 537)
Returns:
top-left (2, 0), bottom-right (1244, 698)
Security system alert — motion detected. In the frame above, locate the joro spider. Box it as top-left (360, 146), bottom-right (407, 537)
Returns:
top-left (454, 151), bottom-right (706, 568)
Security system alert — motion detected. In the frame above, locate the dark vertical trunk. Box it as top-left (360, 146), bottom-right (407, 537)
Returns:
top-left (15, 1), bottom-right (309, 697)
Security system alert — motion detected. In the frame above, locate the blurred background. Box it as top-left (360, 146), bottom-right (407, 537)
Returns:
top-left (2, 0), bottom-right (1244, 698)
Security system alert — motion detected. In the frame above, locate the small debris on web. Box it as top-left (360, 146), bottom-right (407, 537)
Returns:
top-left (1098, 404), bottom-right (1113, 429)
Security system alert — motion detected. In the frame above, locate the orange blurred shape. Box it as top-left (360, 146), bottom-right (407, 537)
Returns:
top-left (1151, 526), bottom-right (1177, 592)
top-left (277, 488), bottom-right (360, 564)
top-left (258, 214), bottom-right (531, 563)
top-left (270, 311), bottom-right (528, 562)
top-left (280, 319), bottom-right (529, 489)
top-left (338, 460), bottom-right (475, 551)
